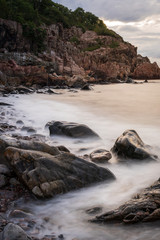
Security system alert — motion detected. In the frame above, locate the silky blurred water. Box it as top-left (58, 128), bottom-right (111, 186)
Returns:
top-left (2, 81), bottom-right (160, 240)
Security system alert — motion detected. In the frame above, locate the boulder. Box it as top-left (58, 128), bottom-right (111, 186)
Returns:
top-left (46, 121), bottom-right (100, 139)
top-left (132, 62), bottom-right (160, 79)
top-left (91, 179), bottom-right (160, 224)
top-left (67, 75), bottom-right (86, 88)
top-left (4, 147), bottom-right (115, 198)
top-left (90, 149), bottom-right (112, 163)
top-left (0, 135), bottom-right (60, 164)
top-left (1, 223), bottom-right (31, 240)
top-left (111, 130), bottom-right (157, 161)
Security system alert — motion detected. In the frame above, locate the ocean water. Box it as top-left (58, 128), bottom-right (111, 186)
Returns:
top-left (2, 81), bottom-right (160, 239)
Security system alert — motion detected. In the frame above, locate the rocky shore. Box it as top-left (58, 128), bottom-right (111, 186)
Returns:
top-left (0, 16), bottom-right (160, 240)
top-left (0, 18), bottom-right (160, 90)
top-left (0, 96), bottom-right (160, 240)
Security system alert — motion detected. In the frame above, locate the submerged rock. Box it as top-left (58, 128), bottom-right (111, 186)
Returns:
top-left (4, 147), bottom-right (115, 198)
top-left (86, 207), bottom-right (102, 215)
top-left (90, 149), bottom-right (112, 163)
top-left (91, 179), bottom-right (160, 224)
top-left (16, 120), bottom-right (24, 125)
top-left (111, 130), bottom-right (158, 161)
top-left (46, 121), bottom-right (100, 139)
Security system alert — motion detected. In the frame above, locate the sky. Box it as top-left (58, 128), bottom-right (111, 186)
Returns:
top-left (54, 0), bottom-right (160, 65)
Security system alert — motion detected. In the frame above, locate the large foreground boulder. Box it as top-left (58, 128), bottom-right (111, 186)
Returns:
top-left (46, 121), bottom-right (100, 139)
top-left (111, 130), bottom-right (157, 161)
top-left (4, 147), bottom-right (115, 198)
top-left (0, 135), bottom-right (60, 164)
top-left (92, 179), bottom-right (160, 224)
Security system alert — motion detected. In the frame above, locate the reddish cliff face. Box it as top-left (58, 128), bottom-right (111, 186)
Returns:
top-left (0, 18), bottom-right (160, 86)
top-left (132, 62), bottom-right (160, 79)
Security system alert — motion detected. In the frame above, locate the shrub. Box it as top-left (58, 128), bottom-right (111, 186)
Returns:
top-left (109, 41), bottom-right (119, 48)
top-left (69, 36), bottom-right (80, 45)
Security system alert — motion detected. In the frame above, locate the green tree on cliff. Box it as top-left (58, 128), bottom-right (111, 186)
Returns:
top-left (0, 0), bottom-right (119, 51)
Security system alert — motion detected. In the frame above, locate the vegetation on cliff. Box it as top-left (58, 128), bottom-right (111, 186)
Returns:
top-left (0, 0), bottom-right (119, 52)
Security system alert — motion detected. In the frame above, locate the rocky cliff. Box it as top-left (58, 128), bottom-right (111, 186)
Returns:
top-left (0, 18), bottom-right (160, 87)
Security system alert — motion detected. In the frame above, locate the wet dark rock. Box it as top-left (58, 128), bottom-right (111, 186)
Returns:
top-left (5, 147), bottom-right (115, 198)
top-left (0, 102), bottom-right (12, 106)
top-left (57, 145), bottom-right (70, 153)
top-left (9, 209), bottom-right (33, 219)
top-left (36, 89), bottom-right (45, 94)
top-left (58, 234), bottom-right (64, 239)
top-left (109, 78), bottom-right (122, 84)
top-left (0, 123), bottom-right (16, 132)
top-left (81, 84), bottom-right (92, 91)
top-left (15, 86), bottom-right (34, 94)
top-left (91, 179), bottom-right (160, 224)
top-left (27, 128), bottom-right (37, 134)
top-left (111, 130), bottom-right (158, 161)
top-left (90, 149), bottom-right (112, 163)
top-left (21, 126), bottom-right (36, 133)
top-left (0, 174), bottom-right (7, 188)
top-left (42, 234), bottom-right (57, 240)
top-left (16, 120), bottom-right (24, 125)
top-left (46, 121), bottom-right (100, 139)
top-left (46, 89), bottom-right (58, 94)
top-left (86, 207), bottom-right (102, 215)
top-left (29, 134), bottom-right (47, 141)
top-left (1, 223), bottom-right (31, 240)
top-left (125, 77), bottom-right (134, 83)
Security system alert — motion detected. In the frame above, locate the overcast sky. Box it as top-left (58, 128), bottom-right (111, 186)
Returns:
top-left (55, 0), bottom-right (160, 65)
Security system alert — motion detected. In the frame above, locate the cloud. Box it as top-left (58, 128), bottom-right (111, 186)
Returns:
top-left (54, 0), bottom-right (160, 65)
top-left (55, 0), bottom-right (160, 22)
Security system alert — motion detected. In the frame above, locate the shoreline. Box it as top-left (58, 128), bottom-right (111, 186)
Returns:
top-left (0, 83), bottom-right (160, 240)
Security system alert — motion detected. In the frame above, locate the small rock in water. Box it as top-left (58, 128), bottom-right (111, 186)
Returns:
top-left (21, 126), bottom-right (36, 134)
top-left (9, 209), bottom-right (33, 219)
top-left (86, 207), bottom-right (102, 215)
top-left (0, 102), bottom-right (12, 106)
top-left (58, 234), bottom-right (64, 239)
top-left (81, 84), bottom-right (92, 90)
top-left (16, 120), bottom-right (24, 125)
top-left (90, 149), bottom-right (112, 163)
